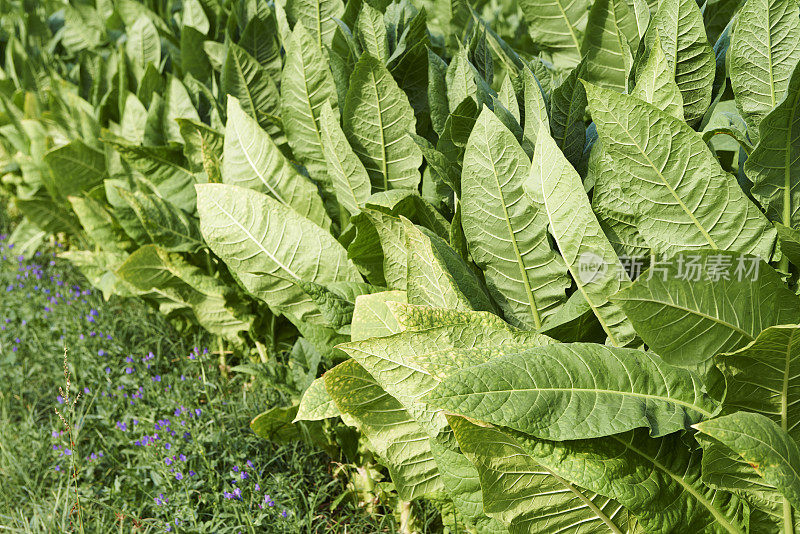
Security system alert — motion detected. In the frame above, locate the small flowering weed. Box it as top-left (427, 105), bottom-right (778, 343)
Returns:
top-left (0, 236), bottom-right (394, 533)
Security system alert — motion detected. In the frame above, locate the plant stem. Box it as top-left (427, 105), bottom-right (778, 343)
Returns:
top-left (783, 499), bottom-right (794, 534)
top-left (398, 500), bottom-right (416, 534)
top-left (217, 336), bottom-right (228, 379)
top-left (254, 340), bottom-right (268, 363)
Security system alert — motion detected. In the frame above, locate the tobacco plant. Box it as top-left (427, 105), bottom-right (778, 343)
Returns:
top-left (1, 0), bottom-right (800, 531)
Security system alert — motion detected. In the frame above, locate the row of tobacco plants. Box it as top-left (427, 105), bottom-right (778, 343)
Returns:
top-left (1, 0), bottom-right (800, 531)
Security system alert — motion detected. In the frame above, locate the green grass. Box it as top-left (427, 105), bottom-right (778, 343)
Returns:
top-left (0, 228), bottom-right (411, 533)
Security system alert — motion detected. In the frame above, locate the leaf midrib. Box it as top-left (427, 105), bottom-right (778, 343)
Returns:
top-left (231, 115), bottom-right (289, 205)
top-left (438, 385), bottom-right (714, 418)
top-left (547, 470), bottom-right (625, 534)
top-left (614, 294), bottom-right (753, 340)
top-left (534, 156), bottom-right (622, 347)
top-left (604, 110), bottom-right (719, 248)
top-left (781, 80), bottom-right (800, 227)
top-left (484, 137), bottom-right (543, 329)
top-left (370, 64), bottom-right (390, 191)
top-left (610, 434), bottom-right (745, 534)
top-left (207, 194), bottom-right (300, 280)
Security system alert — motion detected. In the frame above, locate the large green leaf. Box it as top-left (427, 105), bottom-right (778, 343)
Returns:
top-left (446, 48), bottom-right (492, 114)
top-left (428, 48), bottom-right (451, 136)
top-left (117, 245), bottom-right (252, 340)
top-left (342, 53), bottom-right (422, 192)
top-left (318, 102), bottom-right (371, 216)
top-left (221, 96), bottom-right (330, 229)
top-left (281, 24), bottom-right (338, 184)
top-left (68, 195), bottom-right (132, 253)
top-left (324, 359), bottom-right (443, 501)
top-left (43, 141), bottom-right (107, 201)
top-left (630, 33), bottom-right (684, 120)
top-left (221, 43), bottom-right (281, 134)
top-left (497, 74), bottom-right (519, 123)
top-left (355, 2), bottom-right (389, 62)
top-left (427, 437), bottom-right (507, 533)
top-left (589, 152), bottom-right (651, 261)
top-left (695, 413), bottom-right (800, 522)
top-left (512, 428), bottom-right (748, 533)
top-left (196, 184), bottom-right (361, 322)
top-left (426, 342), bottom-right (719, 440)
top-left (60, 250), bottom-right (135, 300)
top-left (698, 325), bottom-right (800, 532)
top-left (585, 84), bottom-right (776, 258)
top-left (729, 0), bottom-right (800, 140)
top-left (550, 63), bottom-right (588, 168)
top-left (404, 219), bottom-right (495, 312)
top-left (238, 14), bottom-right (282, 78)
top-left (526, 129), bottom-right (636, 346)
top-left (340, 304), bottom-right (553, 435)
top-left (518, 0), bottom-right (591, 67)
top-left (295, 377), bottom-right (340, 421)
top-left (716, 325), bottom-right (800, 443)
top-left (125, 16), bottom-right (160, 68)
top-left (361, 209), bottom-right (408, 290)
top-left (117, 188), bottom-right (204, 253)
top-left (613, 250), bottom-right (800, 366)
top-left (640, 0), bottom-right (715, 124)
top-left (163, 76), bottom-right (200, 145)
top-left (449, 416), bottom-right (630, 533)
top-left (103, 139), bottom-right (197, 213)
top-left (177, 119), bottom-right (223, 174)
top-left (17, 196), bottom-right (83, 237)
top-left (776, 222), bottom-right (800, 267)
top-left (285, 0), bottom-right (345, 48)
top-left (580, 0), bottom-right (638, 92)
top-left (366, 189), bottom-right (450, 239)
top-left (589, 35), bottom-right (681, 260)
top-left (522, 66), bottom-right (549, 149)
top-left (747, 61), bottom-right (800, 228)
top-left (461, 108), bottom-right (569, 330)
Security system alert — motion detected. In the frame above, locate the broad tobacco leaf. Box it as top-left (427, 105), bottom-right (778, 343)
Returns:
top-left (640, 0), bottom-right (715, 124)
top-left (449, 416), bottom-right (631, 533)
top-left (425, 342), bottom-right (719, 440)
top-left (729, 0), bottom-right (800, 140)
top-left (117, 245), bottom-right (253, 340)
top-left (116, 188), bottom-right (204, 253)
top-left (512, 428), bottom-right (748, 533)
top-left (526, 129), bottom-right (635, 346)
top-left (281, 24), bottom-right (338, 185)
top-left (324, 359), bottom-right (443, 501)
top-left (519, 0), bottom-right (591, 68)
top-left (747, 61), bottom-right (800, 228)
top-left (222, 96), bottom-right (331, 229)
top-left (461, 108), bottom-right (569, 330)
top-left (586, 84), bottom-right (776, 259)
top-left (404, 219), bottom-right (496, 313)
top-left (695, 412), bottom-right (800, 513)
top-left (580, 0), bottom-right (639, 92)
top-left (342, 53), bottom-right (422, 192)
top-left (196, 183), bottom-right (361, 322)
top-left (716, 325), bottom-right (800, 443)
top-left (614, 251), bottom-right (800, 366)
top-left (350, 290), bottom-right (407, 341)
top-left (318, 102), bottom-right (371, 216)
top-left (285, 0), bottom-right (345, 48)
